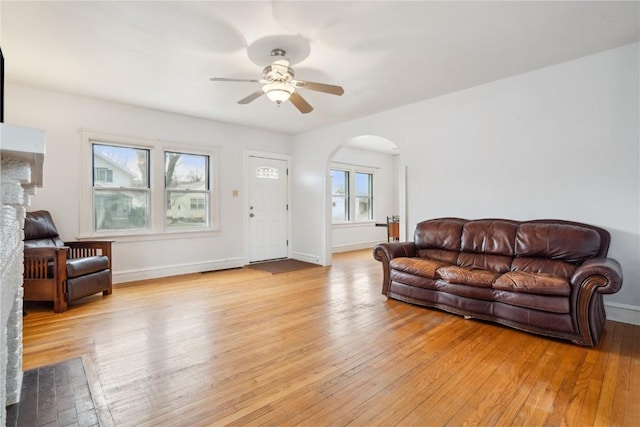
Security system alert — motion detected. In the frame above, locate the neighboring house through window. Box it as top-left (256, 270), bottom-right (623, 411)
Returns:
top-left (81, 131), bottom-right (219, 237)
top-left (93, 143), bottom-right (150, 232)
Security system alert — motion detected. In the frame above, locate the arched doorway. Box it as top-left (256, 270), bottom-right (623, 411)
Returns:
top-left (324, 135), bottom-right (404, 264)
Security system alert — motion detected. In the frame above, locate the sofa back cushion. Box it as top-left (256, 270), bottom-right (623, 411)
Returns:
top-left (413, 218), bottom-right (608, 275)
top-left (515, 223), bottom-right (601, 263)
top-left (415, 218), bottom-right (464, 263)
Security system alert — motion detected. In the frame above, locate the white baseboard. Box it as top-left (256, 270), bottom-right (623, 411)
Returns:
top-left (290, 251), bottom-right (322, 265)
top-left (605, 302), bottom-right (640, 325)
top-left (332, 241), bottom-right (378, 253)
top-left (113, 257), bottom-right (246, 284)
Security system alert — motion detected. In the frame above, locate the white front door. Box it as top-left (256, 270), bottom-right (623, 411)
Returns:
top-left (248, 156), bottom-right (288, 262)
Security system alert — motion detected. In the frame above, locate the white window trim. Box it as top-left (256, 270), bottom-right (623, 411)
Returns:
top-left (80, 130), bottom-right (220, 240)
top-left (331, 162), bottom-right (376, 225)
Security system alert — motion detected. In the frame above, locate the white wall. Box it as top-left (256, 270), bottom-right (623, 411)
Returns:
top-left (291, 43), bottom-right (640, 324)
top-left (6, 84), bottom-right (291, 282)
top-left (331, 145), bottom-right (396, 252)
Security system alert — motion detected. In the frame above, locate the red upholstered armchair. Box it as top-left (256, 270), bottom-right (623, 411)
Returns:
top-left (23, 210), bottom-right (113, 312)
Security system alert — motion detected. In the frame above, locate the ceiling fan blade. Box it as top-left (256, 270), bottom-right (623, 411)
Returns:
top-left (210, 77), bottom-right (260, 83)
top-left (292, 80), bottom-right (344, 96)
top-left (238, 90), bottom-right (265, 104)
top-left (289, 91), bottom-right (313, 114)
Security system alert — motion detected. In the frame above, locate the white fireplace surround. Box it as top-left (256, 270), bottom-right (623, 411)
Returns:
top-left (0, 123), bottom-right (45, 425)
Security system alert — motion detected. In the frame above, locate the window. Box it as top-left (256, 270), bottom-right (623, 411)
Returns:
top-left (331, 165), bottom-right (374, 223)
top-left (81, 131), bottom-right (219, 237)
top-left (92, 143), bottom-right (150, 232)
top-left (165, 151), bottom-right (210, 228)
top-left (94, 167), bottom-right (113, 183)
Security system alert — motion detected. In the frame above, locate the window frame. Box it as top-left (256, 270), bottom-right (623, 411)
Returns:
top-left (330, 162), bottom-right (375, 224)
top-left (80, 130), bottom-right (220, 240)
top-left (164, 150), bottom-right (211, 230)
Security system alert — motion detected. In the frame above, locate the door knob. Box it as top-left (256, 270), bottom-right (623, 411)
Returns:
top-left (249, 213), bottom-right (254, 217)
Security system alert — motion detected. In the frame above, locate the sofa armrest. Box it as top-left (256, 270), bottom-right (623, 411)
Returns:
top-left (571, 257), bottom-right (623, 294)
top-left (373, 242), bottom-right (416, 262)
top-left (65, 240), bottom-right (112, 264)
top-left (570, 257), bottom-right (623, 346)
top-left (373, 242), bottom-right (416, 296)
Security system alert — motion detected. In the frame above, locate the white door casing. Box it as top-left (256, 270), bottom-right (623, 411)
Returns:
top-left (248, 156), bottom-right (289, 262)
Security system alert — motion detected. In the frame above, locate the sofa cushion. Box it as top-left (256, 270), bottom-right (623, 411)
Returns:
top-left (390, 257), bottom-right (451, 280)
top-left (416, 248), bottom-right (459, 264)
top-left (436, 266), bottom-right (500, 288)
top-left (414, 218), bottom-right (465, 251)
top-left (515, 223), bottom-right (601, 263)
top-left (511, 257), bottom-right (577, 280)
top-left (456, 252), bottom-right (512, 273)
top-left (390, 270), bottom-right (438, 290)
top-left (493, 271), bottom-right (570, 296)
top-left (460, 220), bottom-right (518, 256)
top-left (66, 256), bottom-right (110, 279)
top-left (494, 291), bottom-right (570, 314)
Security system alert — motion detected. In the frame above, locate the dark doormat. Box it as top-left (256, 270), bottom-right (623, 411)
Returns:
top-left (245, 258), bottom-right (321, 274)
top-left (6, 356), bottom-right (111, 427)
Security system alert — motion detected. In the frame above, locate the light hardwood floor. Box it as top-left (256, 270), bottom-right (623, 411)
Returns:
top-left (22, 249), bottom-right (639, 426)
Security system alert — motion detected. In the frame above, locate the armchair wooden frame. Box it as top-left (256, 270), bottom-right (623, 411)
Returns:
top-left (23, 240), bottom-right (112, 313)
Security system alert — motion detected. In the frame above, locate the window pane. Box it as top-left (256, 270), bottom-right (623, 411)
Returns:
top-left (166, 191), bottom-right (208, 228)
top-left (332, 196), bottom-right (348, 221)
top-left (355, 197), bottom-right (372, 221)
top-left (95, 189), bottom-right (149, 231)
top-left (331, 170), bottom-right (348, 196)
top-left (93, 144), bottom-right (149, 188)
top-left (355, 172), bottom-right (372, 196)
top-left (355, 172), bottom-right (373, 221)
top-left (256, 166), bottom-right (279, 179)
top-left (165, 152), bottom-right (209, 190)
top-left (331, 169), bottom-right (349, 222)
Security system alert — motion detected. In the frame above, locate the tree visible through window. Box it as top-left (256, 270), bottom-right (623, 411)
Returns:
top-left (165, 151), bottom-right (210, 228)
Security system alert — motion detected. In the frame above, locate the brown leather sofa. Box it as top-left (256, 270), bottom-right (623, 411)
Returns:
top-left (23, 210), bottom-right (113, 312)
top-left (373, 218), bottom-right (623, 346)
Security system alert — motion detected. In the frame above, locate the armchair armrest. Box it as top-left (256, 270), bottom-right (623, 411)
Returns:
top-left (65, 240), bottom-right (112, 264)
top-left (24, 246), bottom-right (68, 280)
top-left (373, 242), bottom-right (417, 296)
top-left (23, 246), bottom-right (69, 312)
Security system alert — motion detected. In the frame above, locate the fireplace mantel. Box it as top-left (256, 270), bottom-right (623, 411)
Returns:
top-left (1, 123), bottom-right (45, 186)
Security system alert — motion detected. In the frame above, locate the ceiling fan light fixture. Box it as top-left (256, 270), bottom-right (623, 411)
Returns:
top-left (263, 82), bottom-right (294, 104)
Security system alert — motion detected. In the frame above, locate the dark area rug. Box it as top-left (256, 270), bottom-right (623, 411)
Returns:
top-left (245, 258), bottom-right (320, 274)
top-left (6, 357), bottom-right (100, 427)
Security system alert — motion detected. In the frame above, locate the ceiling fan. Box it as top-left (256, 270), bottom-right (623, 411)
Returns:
top-left (210, 48), bottom-right (344, 114)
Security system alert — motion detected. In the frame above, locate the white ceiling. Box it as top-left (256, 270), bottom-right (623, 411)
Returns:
top-left (2, 1), bottom-right (638, 135)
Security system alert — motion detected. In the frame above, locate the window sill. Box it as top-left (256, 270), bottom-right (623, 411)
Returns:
top-left (77, 228), bottom-right (221, 243)
top-left (332, 221), bottom-right (377, 229)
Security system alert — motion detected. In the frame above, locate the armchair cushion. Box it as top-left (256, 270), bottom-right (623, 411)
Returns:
top-left (66, 256), bottom-right (110, 279)
top-left (23, 210), bottom-right (64, 247)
